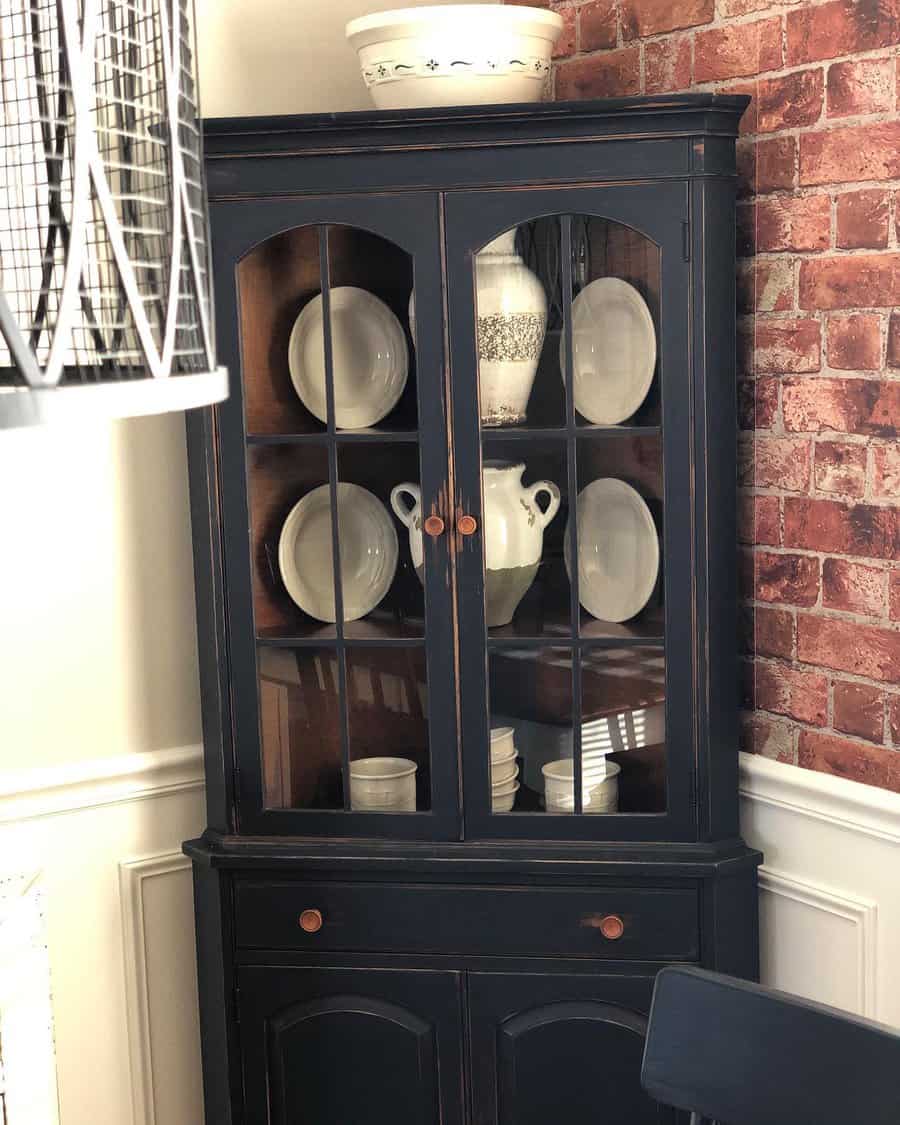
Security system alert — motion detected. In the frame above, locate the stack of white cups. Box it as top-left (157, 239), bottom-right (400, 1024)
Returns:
top-left (490, 726), bottom-right (520, 812)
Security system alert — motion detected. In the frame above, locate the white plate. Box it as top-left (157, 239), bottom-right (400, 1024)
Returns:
top-left (565, 478), bottom-right (659, 623)
top-left (560, 278), bottom-right (656, 425)
top-left (288, 286), bottom-right (408, 429)
top-left (278, 483), bottom-right (398, 622)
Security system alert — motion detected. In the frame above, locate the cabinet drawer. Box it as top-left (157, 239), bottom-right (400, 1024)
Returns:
top-left (233, 880), bottom-right (699, 960)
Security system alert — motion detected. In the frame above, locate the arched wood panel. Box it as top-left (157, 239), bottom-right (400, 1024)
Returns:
top-left (238, 966), bottom-right (464, 1125)
top-left (269, 994), bottom-right (436, 1125)
top-left (498, 1000), bottom-right (665, 1125)
top-left (469, 971), bottom-right (678, 1125)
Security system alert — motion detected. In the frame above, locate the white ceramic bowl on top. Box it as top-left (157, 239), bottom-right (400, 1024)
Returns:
top-left (350, 757), bottom-right (417, 811)
top-left (346, 5), bottom-right (563, 110)
top-left (278, 483), bottom-right (398, 623)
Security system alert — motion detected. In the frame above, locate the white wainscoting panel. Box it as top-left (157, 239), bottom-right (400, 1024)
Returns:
top-left (0, 746), bottom-right (205, 1125)
top-left (120, 853), bottom-right (203, 1125)
top-left (741, 752), bottom-right (900, 1027)
top-left (758, 868), bottom-right (877, 1016)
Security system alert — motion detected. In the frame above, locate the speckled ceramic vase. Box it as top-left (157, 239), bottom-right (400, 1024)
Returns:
top-left (391, 462), bottom-right (560, 628)
top-left (475, 229), bottom-right (547, 426)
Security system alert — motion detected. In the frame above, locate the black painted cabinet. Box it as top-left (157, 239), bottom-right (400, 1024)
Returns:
top-left (469, 972), bottom-right (673, 1125)
top-left (238, 967), bottom-right (464, 1125)
top-left (186, 96), bottom-right (761, 1125)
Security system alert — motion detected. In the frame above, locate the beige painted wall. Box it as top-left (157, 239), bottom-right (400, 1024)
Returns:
top-left (0, 416), bottom-right (201, 769)
top-left (195, 0), bottom-right (491, 117)
top-left (0, 0), bottom-right (486, 776)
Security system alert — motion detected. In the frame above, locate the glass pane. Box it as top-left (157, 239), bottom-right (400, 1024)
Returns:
top-left (569, 215), bottom-right (661, 429)
top-left (338, 444), bottom-right (424, 640)
top-left (259, 645), bottom-right (343, 809)
top-left (237, 225), bottom-right (418, 435)
top-left (238, 226), bottom-right (324, 435)
top-left (326, 226), bottom-right (418, 433)
top-left (480, 440), bottom-right (569, 639)
top-left (488, 646), bottom-right (573, 814)
top-left (580, 647), bottom-right (666, 814)
top-left (347, 647), bottom-right (430, 812)
top-left (575, 435), bottom-right (664, 641)
top-left (248, 444), bottom-right (335, 640)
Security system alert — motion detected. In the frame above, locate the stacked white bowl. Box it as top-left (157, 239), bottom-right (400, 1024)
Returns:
top-left (490, 726), bottom-right (519, 812)
top-left (542, 759), bottom-right (620, 814)
top-left (350, 757), bottom-right (417, 812)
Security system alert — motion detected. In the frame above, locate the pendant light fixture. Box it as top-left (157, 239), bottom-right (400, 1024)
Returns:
top-left (0, 0), bottom-right (227, 428)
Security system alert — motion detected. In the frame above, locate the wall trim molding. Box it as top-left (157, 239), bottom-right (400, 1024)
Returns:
top-left (740, 752), bottom-right (900, 845)
top-left (0, 745), bottom-right (205, 824)
top-left (119, 851), bottom-right (194, 1125)
top-left (758, 865), bottom-right (878, 1017)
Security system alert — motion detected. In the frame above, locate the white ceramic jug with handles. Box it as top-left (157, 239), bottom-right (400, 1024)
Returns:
top-left (391, 461), bottom-right (560, 627)
top-left (390, 483), bottom-right (426, 583)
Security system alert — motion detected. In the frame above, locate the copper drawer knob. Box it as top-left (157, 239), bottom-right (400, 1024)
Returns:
top-left (299, 909), bottom-right (323, 934)
top-left (457, 514), bottom-right (478, 536)
top-left (424, 514), bottom-right (445, 537)
top-left (599, 914), bottom-right (625, 941)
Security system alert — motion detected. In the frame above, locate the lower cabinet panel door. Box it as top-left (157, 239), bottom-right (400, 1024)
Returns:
top-left (469, 972), bottom-right (678, 1125)
top-left (238, 967), bottom-right (464, 1125)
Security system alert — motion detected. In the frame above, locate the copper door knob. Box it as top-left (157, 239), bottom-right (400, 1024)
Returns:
top-left (457, 514), bottom-right (478, 536)
top-left (299, 909), bottom-right (323, 934)
top-left (424, 515), bottom-right (445, 537)
top-left (599, 914), bottom-right (625, 940)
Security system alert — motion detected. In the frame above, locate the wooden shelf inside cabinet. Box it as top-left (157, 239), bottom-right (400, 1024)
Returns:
top-left (479, 425), bottom-right (662, 443)
top-left (490, 645), bottom-right (665, 727)
top-left (247, 430), bottom-right (422, 446)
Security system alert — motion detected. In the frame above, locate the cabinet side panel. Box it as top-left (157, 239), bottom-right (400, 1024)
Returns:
top-left (192, 863), bottom-right (242, 1125)
top-left (692, 176), bottom-right (740, 842)
top-left (700, 866), bottom-right (761, 981)
top-left (186, 408), bottom-right (233, 833)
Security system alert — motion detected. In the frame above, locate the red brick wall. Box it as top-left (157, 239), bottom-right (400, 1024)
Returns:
top-left (548, 0), bottom-right (900, 791)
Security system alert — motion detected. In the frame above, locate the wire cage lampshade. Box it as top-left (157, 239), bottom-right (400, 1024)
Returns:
top-left (0, 0), bottom-right (228, 428)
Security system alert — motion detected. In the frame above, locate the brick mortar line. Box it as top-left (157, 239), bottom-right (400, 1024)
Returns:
top-left (745, 591), bottom-right (898, 627)
top-left (559, 34), bottom-right (900, 72)
top-left (739, 180), bottom-right (900, 202)
top-left (748, 697), bottom-right (899, 736)
top-left (743, 245), bottom-right (900, 261)
top-left (746, 705), bottom-right (898, 752)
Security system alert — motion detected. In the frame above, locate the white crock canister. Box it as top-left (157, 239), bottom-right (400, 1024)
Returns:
top-left (349, 757), bottom-right (417, 811)
top-left (475, 229), bottom-right (547, 426)
top-left (391, 461), bottom-right (560, 627)
top-left (408, 227), bottom-right (547, 427)
top-left (542, 759), bottom-right (620, 814)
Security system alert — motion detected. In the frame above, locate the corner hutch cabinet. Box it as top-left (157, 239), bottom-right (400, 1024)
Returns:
top-left (186, 95), bottom-right (761, 1125)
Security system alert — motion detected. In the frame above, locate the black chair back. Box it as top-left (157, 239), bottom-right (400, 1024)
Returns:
top-left (641, 966), bottom-right (900, 1125)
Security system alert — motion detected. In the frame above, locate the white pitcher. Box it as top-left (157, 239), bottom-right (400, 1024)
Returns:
top-left (391, 461), bottom-right (560, 627)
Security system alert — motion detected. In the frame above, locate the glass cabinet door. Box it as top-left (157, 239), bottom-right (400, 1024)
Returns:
top-left (212, 194), bottom-right (459, 838)
top-left (446, 184), bottom-right (694, 841)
